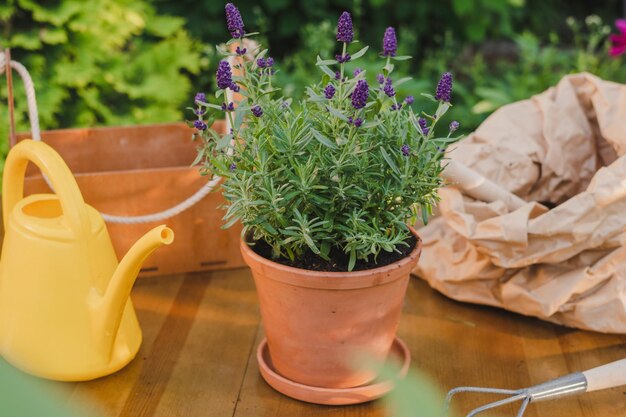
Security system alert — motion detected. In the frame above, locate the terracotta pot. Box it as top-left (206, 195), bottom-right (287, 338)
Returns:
top-left (240, 227), bottom-right (422, 389)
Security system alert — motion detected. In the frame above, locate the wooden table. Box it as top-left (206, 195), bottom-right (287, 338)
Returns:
top-left (40, 269), bottom-right (626, 416)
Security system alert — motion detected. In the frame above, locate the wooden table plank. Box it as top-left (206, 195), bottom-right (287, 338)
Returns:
top-left (32, 269), bottom-right (626, 417)
top-left (67, 274), bottom-right (185, 416)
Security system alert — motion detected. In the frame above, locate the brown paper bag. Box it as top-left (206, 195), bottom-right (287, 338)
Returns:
top-left (414, 73), bottom-right (626, 333)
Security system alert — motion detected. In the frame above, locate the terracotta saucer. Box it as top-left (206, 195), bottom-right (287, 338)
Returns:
top-left (257, 337), bottom-right (411, 405)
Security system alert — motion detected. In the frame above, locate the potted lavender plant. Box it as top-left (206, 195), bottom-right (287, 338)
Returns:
top-left (190, 3), bottom-right (461, 400)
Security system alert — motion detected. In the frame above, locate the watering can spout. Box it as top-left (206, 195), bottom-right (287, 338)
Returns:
top-left (96, 225), bottom-right (174, 354)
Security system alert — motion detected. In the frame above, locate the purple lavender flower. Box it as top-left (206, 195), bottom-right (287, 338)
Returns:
top-left (404, 95), bottom-right (414, 105)
top-left (335, 53), bottom-right (351, 63)
top-left (194, 120), bottom-right (207, 131)
top-left (324, 84), bottom-right (336, 99)
top-left (257, 57), bottom-right (275, 74)
top-left (376, 73), bottom-right (385, 84)
top-left (251, 105), bottom-right (263, 117)
top-left (216, 60), bottom-right (233, 90)
top-left (348, 116), bottom-right (353, 124)
top-left (336, 11), bottom-right (353, 43)
top-left (230, 82), bottom-right (240, 92)
top-left (435, 72), bottom-right (453, 102)
top-left (449, 121), bottom-right (460, 132)
top-left (194, 92), bottom-right (206, 103)
top-left (195, 108), bottom-right (206, 116)
top-left (353, 68), bottom-right (363, 76)
top-left (382, 27), bottom-right (397, 57)
top-left (229, 163), bottom-right (237, 171)
top-left (221, 102), bottom-right (235, 112)
top-left (235, 46), bottom-right (247, 56)
top-left (383, 78), bottom-right (395, 97)
top-left (225, 3), bottom-right (245, 38)
top-left (401, 144), bottom-right (410, 156)
top-left (418, 117), bottom-right (429, 135)
top-left (335, 71), bottom-right (341, 80)
top-left (351, 79), bottom-right (369, 109)
top-left (390, 103), bottom-right (401, 111)
top-left (353, 117), bottom-right (363, 127)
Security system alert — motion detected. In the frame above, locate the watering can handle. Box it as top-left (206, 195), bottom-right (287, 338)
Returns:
top-left (2, 140), bottom-right (90, 236)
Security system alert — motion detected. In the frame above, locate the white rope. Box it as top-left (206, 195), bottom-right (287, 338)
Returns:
top-left (0, 52), bottom-right (40, 141)
top-left (1, 51), bottom-right (223, 224)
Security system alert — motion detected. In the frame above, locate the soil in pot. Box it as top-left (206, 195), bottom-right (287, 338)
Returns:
top-left (249, 234), bottom-right (418, 272)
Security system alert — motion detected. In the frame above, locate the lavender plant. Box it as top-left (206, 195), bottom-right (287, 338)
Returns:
top-left (190, 4), bottom-right (461, 271)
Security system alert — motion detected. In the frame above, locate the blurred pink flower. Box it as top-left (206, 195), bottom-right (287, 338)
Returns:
top-left (609, 19), bottom-right (626, 57)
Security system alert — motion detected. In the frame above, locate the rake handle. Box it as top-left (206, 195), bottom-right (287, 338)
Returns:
top-left (583, 358), bottom-right (626, 392)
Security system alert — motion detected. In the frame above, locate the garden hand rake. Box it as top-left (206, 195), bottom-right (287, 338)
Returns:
top-left (444, 358), bottom-right (626, 417)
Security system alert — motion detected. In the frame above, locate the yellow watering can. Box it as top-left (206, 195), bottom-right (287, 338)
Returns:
top-left (0, 140), bottom-right (174, 381)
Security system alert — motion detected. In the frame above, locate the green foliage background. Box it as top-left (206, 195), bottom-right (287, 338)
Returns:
top-left (0, 0), bottom-right (203, 174)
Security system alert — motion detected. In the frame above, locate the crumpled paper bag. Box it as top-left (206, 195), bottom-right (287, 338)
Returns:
top-left (414, 73), bottom-right (626, 334)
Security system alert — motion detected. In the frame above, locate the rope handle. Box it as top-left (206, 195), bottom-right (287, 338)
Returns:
top-left (1, 50), bottom-right (222, 224)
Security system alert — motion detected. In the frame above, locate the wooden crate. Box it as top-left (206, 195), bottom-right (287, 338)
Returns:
top-left (15, 122), bottom-right (244, 277)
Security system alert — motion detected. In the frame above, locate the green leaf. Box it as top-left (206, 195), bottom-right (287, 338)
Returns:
top-left (326, 106), bottom-right (348, 122)
top-left (391, 55), bottom-right (412, 61)
top-left (261, 222), bottom-right (278, 234)
top-left (362, 120), bottom-right (383, 129)
top-left (380, 147), bottom-right (400, 175)
top-left (198, 102), bottom-right (223, 110)
top-left (316, 58), bottom-right (338, 66)
top-left (348, 249), bottom-right (356, 271)
top-left (350, 46), bottom-right (369, 60)
top-left (146, 15), bottom-right (185, 37)
top-left (39, 28), bottom-right (67, 45)
top-left (190, 151), bottom-right (204, 167)
top-left (317, 64), bottom-right (336, 78)
top-left (435, 102), bottom-right (451, 119)
top-left (303, 234), bottom-right (320, 254)
top-left (421, 93), bottom-right (437, 102)
top-left (10, 32), bottom-right (41, 50)
top-left (311, 129), bottom-right (338, 149)
top-left (216, 134), bottom-right (232, 150)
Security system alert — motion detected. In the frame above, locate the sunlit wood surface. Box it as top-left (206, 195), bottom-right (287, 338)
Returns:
top-left (38, 269), bottom-right (626, 416)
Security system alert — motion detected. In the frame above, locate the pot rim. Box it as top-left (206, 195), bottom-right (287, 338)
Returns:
top-left (240, 226), bottom-right (422, 290)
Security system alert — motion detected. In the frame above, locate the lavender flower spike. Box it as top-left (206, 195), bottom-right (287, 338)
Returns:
top-left (225, 3), bottom-right (245, 38)
top-left (216, 60), bottom-right (233, 90)
top-left (418, 118), bottom-right (429, 135)
top-left (336, 12), bottom-right (353, 43)
top-left (435, 72), bottom-right (453, 102)
top-left (383, 78), bottom-right (395, 97)
top-left (401, 144), bottom-right (410, 156)
top-left (194, 120), bottom-right (207, 131)
top-left (449, 121), bottom-right (460, 132)
top-left (383, 27), bottom-right (397, 57)
top-left (351, 79), bottom-right (369, 110)
top-left (324, 84), bottom-right (336, 99)
top-left (194, 92), bottom-right (206, 103)
top-left (251, 105), bottom-right (263, 117)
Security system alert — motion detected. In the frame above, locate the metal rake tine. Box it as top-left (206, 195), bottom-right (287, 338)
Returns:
top-left (443, 387), bottom-right (522, 417)
top-left (465, 392), bottom-right (529, 417)
top-left (516, 396), bottom-right (531, 417)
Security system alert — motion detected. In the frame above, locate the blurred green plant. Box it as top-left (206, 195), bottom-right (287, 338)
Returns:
top-left (0, 0), bottom-right (203, 175)
top-left (0, 359), bottom-right (94, 416)
top-left (468, 15), bottom-right (625, 121)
